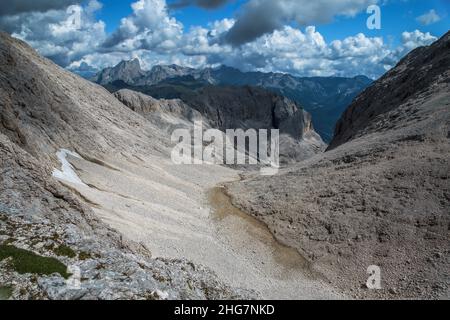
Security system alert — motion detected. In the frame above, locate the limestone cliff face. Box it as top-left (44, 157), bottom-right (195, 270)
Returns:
top-left (114, 88), bottom-right (201, 123)
top-left (0, 32), bottom-right (168, 165)
top-left (182, 86), bottom-right (326, 162)
top-left (114, 85), bottom-right (326, 163)
top-left (93, 60), bottom-right (195, 86)
top-left (93, 62), bottom-right (372, 142)
top-left (93, 58), bottom-right (145, 86)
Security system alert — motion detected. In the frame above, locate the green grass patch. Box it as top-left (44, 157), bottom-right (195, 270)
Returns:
top-left (0, 286), bottom-right (13, 300)
top-left (2, 238), bottom-right (16, 245)
top-left (78, 251), bottom-right (92, 261)
top-left (0, 245), bottom-right (70, 279)
top-left (53, 245), bottom-right (76, 258)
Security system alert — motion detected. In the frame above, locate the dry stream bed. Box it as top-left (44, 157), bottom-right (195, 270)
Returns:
top-left (54, 151), bottom-right (344, 299)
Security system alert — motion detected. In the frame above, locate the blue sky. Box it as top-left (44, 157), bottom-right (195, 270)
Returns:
top-left (96, 0), bottom-right (448, 42)
top-left (0, 0), bottom-right (448, 78)
top-left (318, 0), bottom-right (448, 44)
top-left (245, 0), bottom-right (444, 42)
top-left (98, 0), bottom-right (246, 33)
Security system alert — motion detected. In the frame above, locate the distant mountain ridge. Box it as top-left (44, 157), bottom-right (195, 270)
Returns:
top-left (93, 61), bottom-right (372, 142)
top-left (112, 85), bottom-right (326, 164)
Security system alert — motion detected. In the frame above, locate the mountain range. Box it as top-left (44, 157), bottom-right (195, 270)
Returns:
top-left (93, 61), bottom-right (372, 142)
top-left (0, 29), bottom-right (448, 300)
top-left (0, 31), bottom-right (330, 299)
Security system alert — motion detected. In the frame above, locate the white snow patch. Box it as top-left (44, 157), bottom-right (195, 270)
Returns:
top-left (52, 149), bottom-right (87, 186)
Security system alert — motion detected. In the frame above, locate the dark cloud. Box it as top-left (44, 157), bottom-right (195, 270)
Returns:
top-left (69, 61), bottom-right (99, 78)
top-left (101, 30), bottom-right (130, 49)
top-left (0, 9), bottom-right (64, 35)
top-left (169, 0), bottom-right (231, 10)
top-left (223, 0), bottom-right (283, 46)
top-left (0, 0), bottom-right (81, 16)
top-left (223, 0), bottom-right (376, 46)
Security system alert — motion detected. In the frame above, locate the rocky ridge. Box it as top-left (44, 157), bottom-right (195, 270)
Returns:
top-left (113, 86), bottom-right (326, 163)
top-left (330, 31), bottom-right (450, 149)
top-left (227, 31), bottom-right (450, 299)
top-left (93, 61), bottom-right (372, 142)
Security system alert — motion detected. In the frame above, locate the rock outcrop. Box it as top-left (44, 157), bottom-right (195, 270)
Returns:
top-left (180, 85), bottom-right (326, 162)
top-left (93, 59), bottom-right (146, 86)
top-left (113, 85), bottom-right (326, 163)
top-left (114, 88), bottom-right (201, 124)
top-left (93, 60), bottom-right (195, 86)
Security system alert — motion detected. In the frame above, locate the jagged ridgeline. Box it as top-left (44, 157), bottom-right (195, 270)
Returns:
top-left (113, 86), bottom-right (326, 164)
top-left (92, 59), bottom-right (372, 142)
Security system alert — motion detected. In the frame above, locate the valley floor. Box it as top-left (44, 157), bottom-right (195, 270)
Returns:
top-left (57, 151), bottom-right (344, 299)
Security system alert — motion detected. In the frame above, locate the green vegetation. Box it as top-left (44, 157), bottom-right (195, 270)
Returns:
top-left (0, 245), bottom-right (70, 279)
top-left (53, 245), bottom-right (76, 258)
top-left (0, 286), bottom-right (13, 300)
top-left (2, 238), bottom-right (16, 245)
top-left (78, 251), bottom-right (92, 261)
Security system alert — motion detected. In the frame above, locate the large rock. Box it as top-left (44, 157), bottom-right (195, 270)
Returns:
top-left (93, 59), bottom-right (146, 86)
top-left (114, 88), bottom-right (201, 124)
top-left (181, 85), bottom-right (326, 162)
top-left (93, 60), bottom-right (195, 86)
top-left (114, 85), bottom-right (326, 163)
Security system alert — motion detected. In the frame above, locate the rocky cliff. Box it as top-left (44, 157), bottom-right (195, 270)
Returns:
top-left (94, 59), bottom-right (146, 87)
top-left (92, 62), bottom-right (372, 142)
top-left (329, 31), bottom-right (450, 149)
top-left (94, 60), bottom-right (196, 87)
top-left (113, 86), bottom-right (326, 163)
top-left (114, 89), bottom-right (202, 124)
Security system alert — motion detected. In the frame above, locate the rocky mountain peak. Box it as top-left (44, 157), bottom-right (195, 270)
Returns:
top-left (94, 58), bottom-right (144, 85)
top-left (118, 58), bottom-right (141, 70)
top-left (93, 60), bottom-right (372, 141)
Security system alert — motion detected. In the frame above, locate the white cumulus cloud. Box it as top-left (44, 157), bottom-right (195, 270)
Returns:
top-left (0, 0), bottom-right (106, 67)
top-left (416, 9), bottom-right (441, 26)
top-left (0, 0), bottom-right (441, 79)
top-left (401, 30), bottom-right (438, 51)
top-left (102, 0), bottom-right (183, 52)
